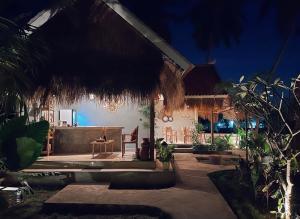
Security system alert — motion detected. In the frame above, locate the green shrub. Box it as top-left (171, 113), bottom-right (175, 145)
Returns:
top-left (191, 122), bottom-right (204, 146)
top-left (0, 116), bottom-right (49, 171)
top-left (193, 145), bottom-right (211, 153)
top-left (157, 141), bottom-right (174, 162)
top-left (214, 136), bottom-right (231, 151)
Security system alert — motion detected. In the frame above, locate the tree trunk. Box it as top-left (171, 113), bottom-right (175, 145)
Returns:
top-left (269, 25), bottom-right (294, 76)
top-left (285, 159), bottom-right (293, 219)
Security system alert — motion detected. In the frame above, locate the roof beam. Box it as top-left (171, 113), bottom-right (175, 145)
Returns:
top-left (103, 0), bottom-right (192, 71)
top-left (28, 9), bottom-right (58, 28)
top-left (27, 0), bottom-right (193, 71)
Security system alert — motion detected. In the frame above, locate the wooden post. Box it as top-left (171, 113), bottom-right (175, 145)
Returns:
top-left (194, 107), bottom-right (198, 123)
top-left (211, 107), bottom-right (214, 145)
top-left (149, 97), bottom-right (155, 161)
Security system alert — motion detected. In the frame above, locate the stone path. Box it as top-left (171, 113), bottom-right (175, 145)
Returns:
top-left (45, 153), bottom-right (237, 219)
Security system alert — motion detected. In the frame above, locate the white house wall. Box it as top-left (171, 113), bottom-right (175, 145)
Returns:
top-left (54, 99), bottom-right (150, 145)
top-left (155, 100), bottom-right (197, 143)
top-left (52, 98), bottom-right (200, 145)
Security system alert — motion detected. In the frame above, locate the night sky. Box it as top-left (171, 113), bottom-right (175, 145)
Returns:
top-left (1, 0), bottom-right (300, 83)
top-left (167, 1), bottom-right (300, 82)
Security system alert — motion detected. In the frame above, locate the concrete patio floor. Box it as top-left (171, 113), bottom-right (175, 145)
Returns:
top-left (45, 153), bottom-right (237, 219)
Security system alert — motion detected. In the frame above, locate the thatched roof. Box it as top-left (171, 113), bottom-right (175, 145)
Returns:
top-left (182, 64), bottom-right (226, 109)
top-left (25, 0), bottom-right (189, 108)
top-left (183, 64), bottom-right (222, 96)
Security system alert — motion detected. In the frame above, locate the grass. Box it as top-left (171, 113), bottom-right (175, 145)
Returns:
top-left (208, 170), bottom-right (267, 219)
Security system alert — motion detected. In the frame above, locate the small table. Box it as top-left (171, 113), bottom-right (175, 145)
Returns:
top-left (90, 140), bottom-right (115, 158)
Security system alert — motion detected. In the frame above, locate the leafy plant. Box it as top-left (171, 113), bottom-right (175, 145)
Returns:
top-left (139, 105), bottom-right (150, 129)
top-left (192, 122), bottom-right (204, 146)
top-left (231, 74), bottom-right (300, 218)
top-left (214, 135), bottom-right (233, 151)
top-left (194, 122), bottom-right (204, 133)
top-left (224, 134), bottom-right (233, 146)
top-left (193, 145), bottom-right (211, 153)
top-left (157, 140), bottom-right (174, 163)
top-left (237, 128), bottom-right (247, 149)
top-left (0, 116), bottom-right (49, 171)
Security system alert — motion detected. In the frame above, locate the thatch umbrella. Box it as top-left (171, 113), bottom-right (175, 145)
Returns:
top-left (28, 0), bottom-right (184, 109)
top-left (183, 64), bottom-right (227, 114)
top-left (182, 64), bottom-right (230, 143)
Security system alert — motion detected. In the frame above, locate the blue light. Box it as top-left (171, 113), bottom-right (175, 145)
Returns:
top-left (77, 112), bottom-right (91, 126)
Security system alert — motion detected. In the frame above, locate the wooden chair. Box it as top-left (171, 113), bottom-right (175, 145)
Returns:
top-left (183, 127), bottom-right (192, 144)
top-left (122, 126), bottom-right (138, 157)
top-left (42, 128), bottom-right (54, 156)
top-left (198, 131), bottom-right (205, 144)
top-left (164, 127), bottom-right (177, 143)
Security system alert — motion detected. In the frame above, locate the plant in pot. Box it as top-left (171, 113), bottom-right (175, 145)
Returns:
top-left (157, 140), bottom-right (174, 171)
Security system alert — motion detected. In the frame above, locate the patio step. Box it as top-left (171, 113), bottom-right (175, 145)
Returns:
top-left (173, 147), bottom-right (193, 153)
top-left (43, 185), bottom-right (172, 217)
top-left (21, 168), bottom-right (176, 188)
top-left (173, 144), bottom-right (193, 148)
top-left (29, 160), bottom-right (156, 170)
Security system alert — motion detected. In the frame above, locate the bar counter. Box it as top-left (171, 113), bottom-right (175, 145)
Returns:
top-left (54, 126), bottom-right (123, 154)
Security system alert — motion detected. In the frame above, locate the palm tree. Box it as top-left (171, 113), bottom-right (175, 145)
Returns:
top-left (188, 0), bottom-right (245, 63)
top-left (260, 0), bottom-right (300, 75)
top-left (0, 16), bottom-right (48, 122)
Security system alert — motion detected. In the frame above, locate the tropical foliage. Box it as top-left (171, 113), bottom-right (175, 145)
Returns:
top-left (191, 122), bottom-right (204, 146)
top-left (0, 116), bottom-right (49, 171)
top-left (231, 74), bottom-right (300, 218)
top-left (0, 15), bottom-right (48, 123)
top-left (156, 139), bottom-right (174, 163)
top-left (188, 0), bottom-right (244, 62)
top-left (260, 0), bottom-right (300, 74)
top-left (0, 10), bottom-right (50, 172)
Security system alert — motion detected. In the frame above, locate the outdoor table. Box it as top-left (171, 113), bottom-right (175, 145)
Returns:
top-left (90, 140), bottom-right (115, 158)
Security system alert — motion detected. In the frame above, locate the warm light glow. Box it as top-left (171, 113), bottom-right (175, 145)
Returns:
top-left (103, 99), bottom-right (124, 112)
top-left (89, 94), bottom-right (95, 100)
top-left (158, 94), bottom-right (164, 101)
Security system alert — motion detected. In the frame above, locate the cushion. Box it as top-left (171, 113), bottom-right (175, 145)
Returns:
top-left (131, 127), bottom-right (138, 141)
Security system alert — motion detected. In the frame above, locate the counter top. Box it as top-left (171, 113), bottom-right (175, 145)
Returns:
top-left (54, 126), bottom-right (123, 153)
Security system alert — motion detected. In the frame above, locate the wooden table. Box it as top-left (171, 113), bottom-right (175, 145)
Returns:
top-left (90, 140), bottom-right (115, 158)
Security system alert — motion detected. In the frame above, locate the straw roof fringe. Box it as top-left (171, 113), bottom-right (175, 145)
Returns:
top-left (27, 0), bottom-right (184, 109)
top-left (185, 98), bottom-right (225, 110)
top-left (159, 59), bottom-right (185, 112)
top-left (183, 64), bottom-right (222, 96)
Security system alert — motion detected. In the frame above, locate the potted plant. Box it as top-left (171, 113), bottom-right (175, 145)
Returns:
top-left (157, 140), bottom-right (174, 171)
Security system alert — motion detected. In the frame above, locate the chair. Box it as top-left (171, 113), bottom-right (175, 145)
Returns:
top-left (198, 131), bottom-right (205, 144)
top-left (122, 126), bottom-right (138, 157)
top-left (43, 128), bottom-right (54, 157)
top-left (183, 127), bottom-right (192, 144)
top-left (164, 127), bottom-right (177, 143)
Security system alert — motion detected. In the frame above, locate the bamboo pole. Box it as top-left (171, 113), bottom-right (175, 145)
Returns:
top-left (211, 107), bottom-right (214, 145)
top-left (149, 97), bottom-right (155, 161)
